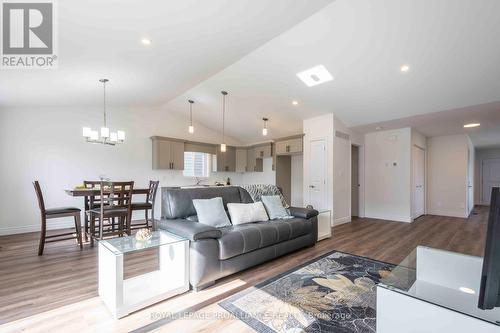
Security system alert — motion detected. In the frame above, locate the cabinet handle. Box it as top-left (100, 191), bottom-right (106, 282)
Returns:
top-left (286, 145), bottom-right (290, 152)
top-left (260, 151), bottom-right (263, 157)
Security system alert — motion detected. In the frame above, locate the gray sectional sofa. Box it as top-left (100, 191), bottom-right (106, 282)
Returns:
top-left (156, 186), bottom-right (318, 291)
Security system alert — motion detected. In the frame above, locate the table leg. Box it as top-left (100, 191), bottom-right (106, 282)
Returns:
top-left (84, 196), bottom-right (89, 242)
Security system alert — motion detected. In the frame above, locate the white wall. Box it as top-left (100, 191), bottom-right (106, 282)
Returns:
top-left (364, 128), bottom-right (412, 222)
top-left (426, 134), bottom-right (469, 218)
top-left (474, 147), bottom-right (500, 205)
top-left (0, 106), bottom-right (243, 235)
top-left (290, 155), bottom-right (303, 207)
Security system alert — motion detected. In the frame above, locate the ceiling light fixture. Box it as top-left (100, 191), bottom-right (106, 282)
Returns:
top-left (220, 91), bottom-right (228, 152)
top-left (188, 100), bottom-right (194, 134)
top-left (459, 287), bottom-right (476, 295)
top-left (296, 65), bottom-right (333, 87)
top-left (292, 100), bottom-right (299, 106)
top-left (400, 64), bottom-right (410, 72)
top-left (141, 38), bottom-right (152, 45)
top-left (82, 79), bottom-right (125, 145)
top-left (262, 118), bottom-right (269, 136)
top-left (464, 123), bottom-right (480, 128)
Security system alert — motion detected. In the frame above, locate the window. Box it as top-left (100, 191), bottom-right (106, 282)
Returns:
top-left (183, 151), bottom-right (210, 178)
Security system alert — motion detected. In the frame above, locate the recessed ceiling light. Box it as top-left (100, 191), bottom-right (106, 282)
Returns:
top-left (296, 65), bottom-right (333, 87)
top-left (400, 64), bottom-right (410, 73)
top-left (459, 287), bottom-right (475, 294)
top-left (292, 100), bottom-right (299, 106)
top-left (141, 38), bottom-right (152, 45)
top-left (464, 123), bottom-right (480, 128)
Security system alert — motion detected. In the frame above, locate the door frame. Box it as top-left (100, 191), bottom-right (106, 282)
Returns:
top-left (411, 145), bottom-right (426, 220)
top-left (351, 144), bottom-right (365, 218)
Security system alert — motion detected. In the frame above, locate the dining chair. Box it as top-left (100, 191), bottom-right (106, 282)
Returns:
top-left (33, 181), bottom-right (83, 255)
top-left (89, 181), bottom-right (134, 246)
top-left (131, 180), bottom-right (159, 230)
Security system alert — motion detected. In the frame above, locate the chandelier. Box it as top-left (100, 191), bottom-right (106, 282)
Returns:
top-left (82, 79), bottom-right (125, 145)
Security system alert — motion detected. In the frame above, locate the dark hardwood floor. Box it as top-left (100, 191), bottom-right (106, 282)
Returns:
top-left (0, 207), bottom-right (489, 326)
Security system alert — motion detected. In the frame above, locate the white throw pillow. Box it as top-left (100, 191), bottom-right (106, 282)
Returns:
top-left (227, 202), bottom-right (269, 225)
top-left (192, 197), bottom-right (231, 228)
top-left (261, 195), bottom-right (291, 219)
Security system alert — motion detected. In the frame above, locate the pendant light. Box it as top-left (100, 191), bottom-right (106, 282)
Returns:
top-left (82, 79), bottom-right (125, 145)
top-left (262, 117), bottom-right (269, 136)
top-left (220, 91), bottom-right (228, 152)
top-left (188, 99), bottom-right (194, 134)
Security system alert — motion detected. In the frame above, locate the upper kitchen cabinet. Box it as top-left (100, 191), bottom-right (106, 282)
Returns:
top-left (275, 135), bottom-right (303, 155)
top-left (151, 136), bottom-right (185, 170)
top-left (215, 145), bottom-right (236, 172)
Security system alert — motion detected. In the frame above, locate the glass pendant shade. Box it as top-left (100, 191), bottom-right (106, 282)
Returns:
top-left (262, 128), bottom-right (268, 136)
top-left (100, 127), bottom-right (110, 138)
top-left (220, 143), bottom-right (226, 152)
top-left (90, 130), bottom-right (99, 141)
top-left (82, 127), bottom-right (91, 138)
top-left (117, 130), bottom-right (125, 142)
top-left (188, 125), bottom-right (194, 134)
top-left (110, 132), bottom-right (118, 142)
top-left (262, 117), bottom-right (269, 136)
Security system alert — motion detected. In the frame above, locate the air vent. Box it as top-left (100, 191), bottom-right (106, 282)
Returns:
top-left (335, 131), bottom-right (350, 141)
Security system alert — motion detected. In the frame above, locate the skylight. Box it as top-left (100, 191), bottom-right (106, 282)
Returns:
top-left (296, 65), bottom-right (334, 87)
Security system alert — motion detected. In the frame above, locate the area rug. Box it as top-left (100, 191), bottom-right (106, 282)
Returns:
top-left (219, 251), bottom-right (399, 333)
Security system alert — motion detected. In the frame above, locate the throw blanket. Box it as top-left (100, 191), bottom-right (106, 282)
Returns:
top-left (241, 184), bottom-right (289, 208)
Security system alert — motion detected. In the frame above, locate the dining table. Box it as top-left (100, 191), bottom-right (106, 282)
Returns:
top-left (65, 187), bottom-right (151, 241)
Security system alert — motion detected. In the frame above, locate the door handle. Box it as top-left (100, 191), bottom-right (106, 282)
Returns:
top-left (309, 185), bottom-right (315, 188)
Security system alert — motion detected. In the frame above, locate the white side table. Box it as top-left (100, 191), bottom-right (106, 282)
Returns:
top-left (316, 209), bottom-right (332, 241)
top-left (98, 231), bottom-right (189, 319)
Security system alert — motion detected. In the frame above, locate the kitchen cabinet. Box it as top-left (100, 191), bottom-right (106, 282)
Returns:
top-left (275, 137), bottom-right (303, 155)
top-left (215, 146), bottom-right (236, 172)
top-left (236, 149), bottom-right (247, 172)
top-left (152, 137), bottom-right (185, 170)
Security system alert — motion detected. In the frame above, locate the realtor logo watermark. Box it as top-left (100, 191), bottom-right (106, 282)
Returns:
top-left (1, 0), bottom-right (57, 69)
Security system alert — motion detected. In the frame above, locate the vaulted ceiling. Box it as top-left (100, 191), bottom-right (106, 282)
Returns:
top-left (2, 0), bottom-right (500, 146)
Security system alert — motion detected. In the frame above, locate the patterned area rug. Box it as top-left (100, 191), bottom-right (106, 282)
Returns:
top-left (219, 251), bottom-right (397, 333)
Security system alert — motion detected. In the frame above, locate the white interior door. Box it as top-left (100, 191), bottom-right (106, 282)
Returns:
top-left (309, 139), bottom-right (327, 210)
top-left (412, 146), bottom-right (425, 219)
top-left (482, 158), bottom-right (500, 204)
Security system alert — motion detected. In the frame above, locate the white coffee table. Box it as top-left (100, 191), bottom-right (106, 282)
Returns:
top-left (98, 231), bottom-right (189, 319)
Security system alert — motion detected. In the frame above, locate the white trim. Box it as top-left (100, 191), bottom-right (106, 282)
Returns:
top-left (365, 214), bottom-right (412, 223)
top-left (426, 209), bottom-right (468, 219)
top-left (0, 219), bottom-right (76, 236)
top-left (333, 216), bottom-right (351, 226)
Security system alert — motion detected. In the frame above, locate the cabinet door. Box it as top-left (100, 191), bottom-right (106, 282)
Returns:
top-left (153, 140), bottom-right (172, 169)
top-left (225, 147), bottom-right (236, 172)
top-left (288, 138), bottom-right (303, 154)
top-left (170, 141), bottom-right (185, 170)
top-left (236, 149), bottom-right (247, 172)
top-left (247, 148), bottom-right (256, 172)
top-left (255, 144), bottom-right (272, 158)
top-left (275, 141), bottom-right (289, 155)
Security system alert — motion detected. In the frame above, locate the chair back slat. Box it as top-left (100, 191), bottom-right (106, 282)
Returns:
top-left (32, 181), bottom-right (46, 213)
top-left (99, 181), bottom-right (134, 209)
top-left (147, 181), bottom-right (160, 205)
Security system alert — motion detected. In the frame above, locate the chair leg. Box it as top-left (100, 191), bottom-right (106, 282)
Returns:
top-left (90, 213), bottom-right (95, 247)
top-left (145, 210), bottom-right (149, 228)
top-left (74, 213), bottom-right (83, 250)
top-left (84, 211), bottom-right (89, 242)
top-left (151, 208), bottom-right (155, 229)
top-left (38, 215), bottom-right (46, 256)
top-left (99, 216), bottom-right (104, 240)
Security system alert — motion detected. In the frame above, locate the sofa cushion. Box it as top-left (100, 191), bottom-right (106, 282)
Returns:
top-left (227, 202), bottom-right (269, 225)
top-left (193, 197), bottom-right (231, 228)
top-left (217, 218), bottom-right (312, 260)
top-left (261, 195), bottom-right (290, 219)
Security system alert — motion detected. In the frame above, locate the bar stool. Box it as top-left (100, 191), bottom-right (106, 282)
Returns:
top-left (33, 181), bottom-right (83, 255)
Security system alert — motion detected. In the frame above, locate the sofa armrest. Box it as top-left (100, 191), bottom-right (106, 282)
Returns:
top-left (288, 207), bottom-right (318, 219)
top-left (156, 219), bottom-right (222, 241)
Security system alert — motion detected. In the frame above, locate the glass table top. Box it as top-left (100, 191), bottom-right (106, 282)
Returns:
top-left (378, 246), bottom-right (500, 326)
top-left (99, 231), bottom-right (187, 255)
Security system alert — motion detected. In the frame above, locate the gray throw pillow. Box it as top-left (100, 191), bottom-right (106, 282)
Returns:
top-left (261, 195), bottom-right (290, 219)
top-left (192, 197), bottom-right (231, 228)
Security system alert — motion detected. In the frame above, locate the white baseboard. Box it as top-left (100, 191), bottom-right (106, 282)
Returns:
top-left (426, 209), bottom-right (468, 219)
top-left (333, 216), bottom-right (351, 226)
top-left (364, 213), bottom-right (412, 223)
top-left (0, 219), bottom-right (76, 236)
